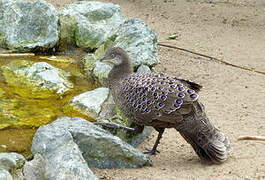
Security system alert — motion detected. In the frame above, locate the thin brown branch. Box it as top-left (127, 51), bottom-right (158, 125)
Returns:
top-left (0, 53), bottom-right (35, 58)
top-left (238, 136), bottom-right (265, 141)
top-left (158, 42), bottom-right (265, 76)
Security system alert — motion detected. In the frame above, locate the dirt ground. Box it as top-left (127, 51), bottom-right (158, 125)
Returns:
top-left (48, 0), bottom-right (265, 179)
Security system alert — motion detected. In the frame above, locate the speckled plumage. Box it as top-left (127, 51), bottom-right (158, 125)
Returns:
top-left (114, 72), bottom-right (200, 128)
top-left (101, 47), bottom-right (231, 164)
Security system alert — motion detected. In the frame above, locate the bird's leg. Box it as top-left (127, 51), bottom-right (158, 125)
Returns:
top-left (94, 122), bottom-right (144, 134)
top-left (144, 128), bottom-right (165, 155)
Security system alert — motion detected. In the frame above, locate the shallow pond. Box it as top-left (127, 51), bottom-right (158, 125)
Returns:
top-left (0, 54), bottom-right (99, 157)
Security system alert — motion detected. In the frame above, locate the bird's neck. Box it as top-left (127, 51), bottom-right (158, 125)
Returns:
top-left (108, 57), bottom-right (133, 88)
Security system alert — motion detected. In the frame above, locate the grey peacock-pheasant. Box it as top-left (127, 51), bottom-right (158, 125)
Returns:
top-left (99, 47), bottom-right (231, 164)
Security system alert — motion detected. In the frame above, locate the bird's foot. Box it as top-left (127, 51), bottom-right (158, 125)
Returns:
top-left (143, 148), bottom-right (160, 155)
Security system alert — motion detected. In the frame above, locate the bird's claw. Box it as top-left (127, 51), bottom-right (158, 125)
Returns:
top-left (143, 148), bottom-right (160, 155)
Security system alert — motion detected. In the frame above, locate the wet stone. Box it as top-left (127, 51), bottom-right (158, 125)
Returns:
top-left (1, 60), bottom-right (73, 98)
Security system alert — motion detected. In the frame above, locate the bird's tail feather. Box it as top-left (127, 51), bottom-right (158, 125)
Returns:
top-left (179, 129), bottom-right (231, 163)
top-left (176, 102), bottom-right (231, 164)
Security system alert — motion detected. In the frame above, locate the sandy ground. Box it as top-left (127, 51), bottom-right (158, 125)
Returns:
top-left (48, 0), bottom-right (264, 179)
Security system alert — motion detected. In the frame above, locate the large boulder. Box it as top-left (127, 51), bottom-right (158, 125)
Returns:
top-left (31, 122), bottom-right (98, 180)
top-left (32, 117), bottom-right (152, 169)
top-left (82, 19), bottom-right (158, 84)
top-left (1, 60), bottom-right (73, 98)
top-left (0, 0), bottom-right (59, 52)
top-left (59, 1), bottom-right (125, 50)
top-left (110, 19), bottom-right (158, 67)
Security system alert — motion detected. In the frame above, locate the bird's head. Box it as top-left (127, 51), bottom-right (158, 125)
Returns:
top-left (99, 47), bottom-right (129, 66)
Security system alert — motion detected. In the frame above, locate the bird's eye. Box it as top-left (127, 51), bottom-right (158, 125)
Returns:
top-left (111, 54), bottom-right (115, 58)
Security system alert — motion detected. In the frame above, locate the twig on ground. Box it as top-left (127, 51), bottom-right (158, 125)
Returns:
top-left (158, 42), bottom-right (265, 76)
top-left (238, 136), bottom-right (265, 141)
top-left (0, 53), bottom-right (35, 58)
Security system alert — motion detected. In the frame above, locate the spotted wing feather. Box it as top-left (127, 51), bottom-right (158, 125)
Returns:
top-left (114, 72), bottom-right (201, 128)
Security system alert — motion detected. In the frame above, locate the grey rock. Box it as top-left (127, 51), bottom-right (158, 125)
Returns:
top-left (46, 141), bottom-right (97, 180)
top-left (82, 53), bottom-right (98, 78)
top-left (81, 41), bottom-right (113, 84)
top-left (98, 93), bottom-right (116, 121)
top-left (68, 87), bottom-right (109, 119)
top-left (57, 14), bottom-right (77, 51)
top-left (0, 153), bottom-right (25, 172)
top-left (54, 117), bottom-right (152, 168)
top-left (0, 0), bottom-right (59, 52)
top-left (0, 169), bottom-right (12, 180)
top-left (110, 18), bottom-right (158, 67)
top-left (32, 117), bottom-right (151, 169)
top-left (1, 60), bottom-right (73, 98)
top-left (88, 19), bottom-right (158, 84)
top-left (59, 1), bottom-right (125, 49)
top-left (137, 64), bottom-right (152, 73)
top-left (92, 62), bottom-right (112, 85)
top-left (23, 154), bottom-right (45, 180)
top-left (32, 122), bottom-right (98, 180)
top-left (32, 124), bottom-right (73, 158)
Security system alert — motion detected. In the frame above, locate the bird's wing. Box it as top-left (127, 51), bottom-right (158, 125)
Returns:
top-left (178, 79), bottom-right (203, 92)
top-left (117, 72), bottom-right (201, 126)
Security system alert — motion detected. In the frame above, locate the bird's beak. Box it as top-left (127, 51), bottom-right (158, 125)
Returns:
top-left (99, 56), bottom-right (115, 64)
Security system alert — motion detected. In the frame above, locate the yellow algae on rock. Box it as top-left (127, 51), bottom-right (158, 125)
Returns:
top-left (0, 56), bottom-right (98, 130)
top-left (39, 55), bottom-right (76, 63)
top-left (0, 88), bottom-right (5, 97)
top-left (1, 60), bottom-right (74, 99)
top-left (0, 97), bottom-right (58, 129)
top-left (0, 55), bottom-right (99, 155)
top-left (63, 104), bottom-right (96, 122)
